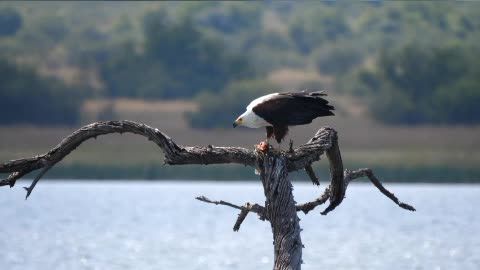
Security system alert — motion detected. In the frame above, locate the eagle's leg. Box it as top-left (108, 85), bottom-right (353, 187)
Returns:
top-left (273, 126), bottom-right (289, 150)
top-left (266, 126), bottom-right (274, 146)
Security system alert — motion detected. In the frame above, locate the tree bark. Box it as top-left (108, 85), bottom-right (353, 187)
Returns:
top-left (0, 120), bottom-right (415, 270)
top-left (259, 152), bottom-right (302, 269)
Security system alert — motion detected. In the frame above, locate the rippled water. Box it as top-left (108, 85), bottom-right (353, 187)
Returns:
top-left (0, 181), bottom-right (479, 270)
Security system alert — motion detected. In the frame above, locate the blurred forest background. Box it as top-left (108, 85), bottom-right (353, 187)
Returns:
top-left (0, 1), bottom-right (479, 182)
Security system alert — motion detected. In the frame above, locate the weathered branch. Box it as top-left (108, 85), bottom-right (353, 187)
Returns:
top-left (0, 171), bottom-right (27, 188)
top-left (0, 120), bottom-right (256, 197)
top-left (344, 168), bottom-right (416, 211)
top-left (286, 127), bottom-right (337, 172)
top-left (295, 186), bottom-right (331, 214)
top-left (294, 167), bottom-right (416, 216)
top-left (195, 196), bottom-right (266, 231)
top-left (304, 164), bottom-right (320, 186)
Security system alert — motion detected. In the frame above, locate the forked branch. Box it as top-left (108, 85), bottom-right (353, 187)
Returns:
top-left (199, 166), bottom-right (416, 229)
top-left (196, 196), bottom-right (266, 231)
top-left (294, 168), bottom-right (416, 215)
top-left (1, 121), bottom-right (340, 199)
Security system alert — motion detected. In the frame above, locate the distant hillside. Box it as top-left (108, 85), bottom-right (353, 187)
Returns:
top-left (1, 2), bottom-right (478, 90)
top-left (0, 2), bottom-right (479, 127)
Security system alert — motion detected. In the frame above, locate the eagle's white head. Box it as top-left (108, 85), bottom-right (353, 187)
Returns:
top-left (233, 109), bottom-right (269, 128)
top-left (233, 93), bottom-right (278, 129)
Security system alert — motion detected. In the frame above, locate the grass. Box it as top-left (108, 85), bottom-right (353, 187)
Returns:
top-left (1, 97), bottom-right (479, 181)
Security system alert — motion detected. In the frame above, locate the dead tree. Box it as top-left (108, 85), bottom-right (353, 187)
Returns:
top-left (0, 120), bottom-right (415, 270)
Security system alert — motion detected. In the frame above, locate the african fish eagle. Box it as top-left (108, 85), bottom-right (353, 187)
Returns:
top-left (233, 91), bottom-right (334, 147)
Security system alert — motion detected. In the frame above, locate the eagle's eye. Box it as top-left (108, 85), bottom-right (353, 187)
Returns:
top-left (238, 118), bottom-right (243, 122)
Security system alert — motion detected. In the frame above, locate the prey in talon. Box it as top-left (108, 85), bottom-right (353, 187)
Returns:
top-left (255, 141), bottom-right (270, 151)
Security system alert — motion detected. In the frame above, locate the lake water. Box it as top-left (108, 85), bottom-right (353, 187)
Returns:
top-left (0, 181), bottom-right (479, 270)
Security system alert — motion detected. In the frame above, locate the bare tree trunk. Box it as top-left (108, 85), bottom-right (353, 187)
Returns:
top-left (0, 120), bottom-right (415, 269)
top-left (259, 152), bottom-right (302, 270)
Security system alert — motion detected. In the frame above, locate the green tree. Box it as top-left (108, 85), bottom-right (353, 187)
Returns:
top-left (100, 10), bottom-right (254, 99)
top-left (191, 3), bottom-right (263, 34)
top-left (0, 8), bottom-right (22, 37)
top-left (289, 5), bottom-right (350, 55)
top-left (433, 77), bottom-right (480, 124)
top-left (35, 15), bottom-right (69, 42)
top-left (314, 44), bottom-right (363, 75)
top-left (0, 59), bottom-right (85, 125)
top-left (351, 45), bottom-right (480, 125)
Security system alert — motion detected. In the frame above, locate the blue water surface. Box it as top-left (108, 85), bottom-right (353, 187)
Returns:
top-left (0, 181), bottom-right (479, 270)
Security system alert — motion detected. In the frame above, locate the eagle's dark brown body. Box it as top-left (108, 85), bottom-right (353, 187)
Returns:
top-left (251, 91), bottom-right (334, 143)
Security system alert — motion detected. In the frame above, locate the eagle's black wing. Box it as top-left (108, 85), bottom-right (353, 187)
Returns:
top-left (252, 91), bottom-right (334, 126)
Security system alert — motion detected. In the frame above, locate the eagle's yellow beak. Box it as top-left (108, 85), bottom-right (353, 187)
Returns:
top-left (233, 118), bottom-right (242, 128)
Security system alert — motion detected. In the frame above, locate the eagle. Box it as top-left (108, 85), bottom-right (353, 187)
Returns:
top-left (233, 91), bottom-right (334, 149)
